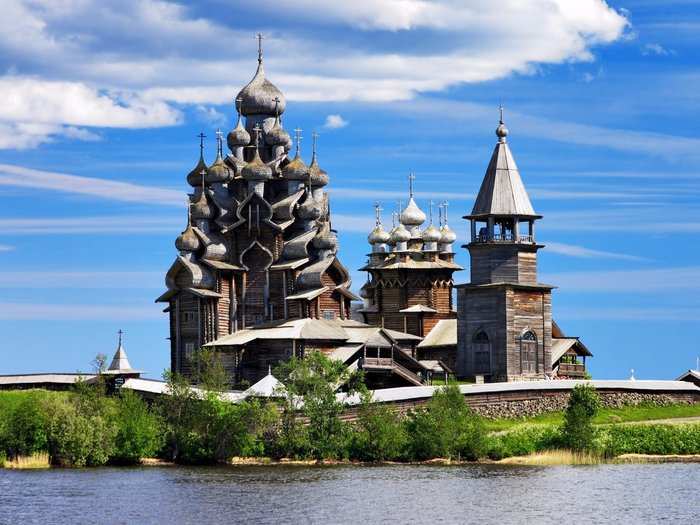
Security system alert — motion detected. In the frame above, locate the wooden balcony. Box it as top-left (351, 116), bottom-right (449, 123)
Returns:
top-left (557, 363), bottom-right (586, 377)
top-left (361, 357), bottom-right (423, 386)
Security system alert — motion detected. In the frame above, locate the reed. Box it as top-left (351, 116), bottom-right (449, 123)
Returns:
top-left (498, 449), bottom-right (604, 466)
top-left (4, 452), bottom-right (50, 469)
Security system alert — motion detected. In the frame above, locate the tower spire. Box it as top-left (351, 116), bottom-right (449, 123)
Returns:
top-left (496, 105), bottom-right (509, 143)
top-left (117, 329), bottom-right (123, 348)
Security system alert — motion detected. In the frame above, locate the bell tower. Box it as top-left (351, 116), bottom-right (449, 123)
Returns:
top-left (456, 109), bottom-right (554, 382)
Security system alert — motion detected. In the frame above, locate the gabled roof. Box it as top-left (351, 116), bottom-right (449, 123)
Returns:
top-left (468, 140), bottom-right (539, 219)
top-left (244, 373), bottom-right (285, 397)
top-left (400, 305), bottom-right (437, 313)
top-left (417, 319), bottom-right (457, 347)
top-left (551, 337), bottom-right (593, 364)
top-left (677, 369), bottom-right (700, 382)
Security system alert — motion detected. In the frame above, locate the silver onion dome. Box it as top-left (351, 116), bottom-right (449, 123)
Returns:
top-left (313, 228), bottom-right (338, 250)
top-left (390, 222), bottom-right (411, 243)
top-left (297, 195), bottom-right (322, 220)
top-left (241, 147), bottom-right (273, 181)
top-left (422, 224), bottom-right (442, 243)
top-left (368, 224), bottom-right (391, 245)
top-left (282, 153), bottom-right (308, 180)
top-left (236, 51), bottom-right (286, 116)
top-left (206, 133), bottom-right (233, 183)
top-left (227, 114), bottom-right (250, 150)
top-left (265, 111), bottom-right (290, 147)
top-left (400, 197), bottom-right (426, 227)
top-left (191, 186), bottom-right (215, 221)
top-left (439, 224), bottom-right (457, 244)
top-left (308, 152), bottom-right (329, 187)
top-left (186, 151), bottom-right (207, 188)
top-left (175, 215), bottom-right (200, 252)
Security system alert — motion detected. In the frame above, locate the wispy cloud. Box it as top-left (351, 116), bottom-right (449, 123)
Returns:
top-left (0, 271), bottom-right (162, 288)
top-left (642, 43), bottom-right (674, 56)
top-left (0, 302), bottom-right (162, 321)
top-left (0, 244), bottom-right (14, 252)
top-left (0, 215), bottom-right (180, 235)
top-left (556, 306), bottom-right (700, 322)
top-left (542, 266), bottom-right (700, 293)
top-left (545, 242), bottom-right (648, 261)
top-left (0, 164), bottom-right (183, 206)
top-left (323, 114), bottom-right (348, 129)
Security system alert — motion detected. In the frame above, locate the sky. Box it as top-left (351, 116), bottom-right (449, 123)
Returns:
top-left (0, 0), bottom-right (699, 380)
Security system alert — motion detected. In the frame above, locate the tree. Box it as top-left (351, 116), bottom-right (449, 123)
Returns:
top-left (91, 353), bottom-right (108, 374)
top-left (562, 384), bottom-right (600, 451)
top-left (351, 392), bottom-right (407, 461)
top-left (405, 384), bottom-right (486, 461)
top-left (273, 353), bottom-right (364, 460)
top-left (111, 390), bottom-right (164, 464)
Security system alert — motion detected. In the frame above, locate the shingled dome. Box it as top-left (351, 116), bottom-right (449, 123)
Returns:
top-left (236, 61), bottom-right (286, 117)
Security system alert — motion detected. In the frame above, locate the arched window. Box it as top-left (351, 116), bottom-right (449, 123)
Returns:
top-left (520, 330), bottom-right (538, 374)
top-left (473, 330), bottom-right (491, 374)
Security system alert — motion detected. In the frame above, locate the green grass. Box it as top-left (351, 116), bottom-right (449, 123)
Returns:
top-left (484, 403), bottom-right (700, 433)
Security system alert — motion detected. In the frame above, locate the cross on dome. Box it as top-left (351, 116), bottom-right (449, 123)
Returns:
top-left (408, 172), bottom-right (416, 197)
top-left (374, 202), bottom-right (383, 226)
top-left (256, 32), bottom-right (265, 63)
top-left (294, 127), bottom-right (303, 155)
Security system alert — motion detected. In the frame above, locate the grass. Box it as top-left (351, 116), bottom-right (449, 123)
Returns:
top-left (484, 403), bottom-right (700, 433)
top-left (498, 449), bottom-right (604, 466)
top-left (3, 452), bottom-right (50, 469)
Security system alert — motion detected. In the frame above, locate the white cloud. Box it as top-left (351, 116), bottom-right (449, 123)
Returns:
top-left (0, 215), bottom-right (179, 235)
top-left (0, 0), bottom-right (629, 149)
top-left (324, 114), bottom-right (348, 129)
top-left (642, 43), bottom-right (672, 56)
top-left (0, 164), bottom-right (183, 206)
top-left (0, 302), bottom-right (162, 321)
top-left (0, 244), bottom-right (14, 252)
top-left (545, 242), bottom-right (648, 261)
top-left (0, 271), bottom-right (162, 288)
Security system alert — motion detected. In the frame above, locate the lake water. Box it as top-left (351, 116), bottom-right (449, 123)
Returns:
top-left (1, 463), bottom-right (697, 524)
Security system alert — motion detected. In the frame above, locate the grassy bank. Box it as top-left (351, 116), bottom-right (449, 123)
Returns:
top-left (2, 357), bottom-right (700, 468)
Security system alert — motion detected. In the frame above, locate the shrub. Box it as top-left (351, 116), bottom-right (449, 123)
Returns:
top-left (350, 393), bottom-right (408, 462)
top-left (562, 384), bottom-right (600, 451)
top-left (487, 425), bottom-right (563, 460)
top-left (602, 424), bottom-right (700, 457)
top-left (111, 390), bottom-right (164, 464)
top-left (3, 396), bottom-right (50, 458)
top-left (405, 385), bottom-right (486, 461)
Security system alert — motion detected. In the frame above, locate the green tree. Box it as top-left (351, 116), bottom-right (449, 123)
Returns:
top-left (111, 390), bottom-right (164, 464)
top-left (3, 396), bottom-right (49, 457)
top-left (350, 392), bottom-right (408, 461)
top-left (273, 353), bottom-right (363, 460)
top-left (406, 385), bottom-right (486, 461)
top-left (561, 384), bottom-right (600, 451)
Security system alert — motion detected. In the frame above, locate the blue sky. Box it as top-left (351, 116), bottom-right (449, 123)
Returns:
top-left (0, 0), bottom-right (698, 380)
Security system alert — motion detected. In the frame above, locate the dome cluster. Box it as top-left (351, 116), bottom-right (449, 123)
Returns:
top-left (367, 176), bottom-right (457, 254)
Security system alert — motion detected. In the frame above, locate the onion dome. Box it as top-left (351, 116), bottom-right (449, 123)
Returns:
top-left (400, 197), bottom-right (426, 227)
top-left (297, 194), bottom-right (322, 220)
top-left (175, 208), bottom-right (200, 252)
top-left (439, 224), bottom-right (457, 244)
top-left (191, 182), bottom-right (214, 221)
top-left (313, 223), bottom-right (338, 250)
top-left (368, 224), bottom-right (391, 245)
top-left (282, 153), bottom-right (308, 180)
top-left (308, 134), bottom-right (329, 187)
top-left (236, 42), bottom-right (286, 117)
top-left (422, 224), bottom-right (442, 243)
top-left (265, 102), bottom-right (290, 147)
top-left (390, 222), bottom-right (411, 244)
top-left (206, 131), bottom-right (233, 183)
top-left (359, 281), bottom-right (374, 300)
top-left (186, 133), bottom-right (208, 187)
top-left (241, 148), bottom-right (272, 181)
top-left (227, 107), bottom-right (250, 150)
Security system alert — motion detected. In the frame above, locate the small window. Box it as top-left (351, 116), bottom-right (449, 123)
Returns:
top-left (182, 311), bottom-right (195, 323)
top-left (323, 310), bottom-right (336, 321)
top-left (184, 342), bottom-right (195, 359)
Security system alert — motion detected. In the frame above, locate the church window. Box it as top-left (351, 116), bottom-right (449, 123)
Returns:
top-left (184, 342), bottom-right (195, 360)
top-left (520, 330), bottom-right (538, 374)
top-left (473, 330), bottom-right (491, 374)
top-left (323, 310), bottom-right (336, 321)
top-left (182, 311), bottom-right (196, 324)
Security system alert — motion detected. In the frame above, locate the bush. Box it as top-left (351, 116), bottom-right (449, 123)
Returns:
top-left (2, 396), bottom-right (50, 458)
top-left (602, 424), bottom-right (700, 457)
top-left (487, 425), bottom-right (563, 460)
top-left (405, 385), bottom-right (486, 461)
top-left (562, 384), bottom-right (600, 451)
top-left (111, 390), bottom-right (164, 464)
top-left (350, 394), bottom-right (408, 462)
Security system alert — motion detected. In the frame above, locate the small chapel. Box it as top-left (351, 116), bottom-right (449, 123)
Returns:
top-left (157, 39), bottom-right (591, 388)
